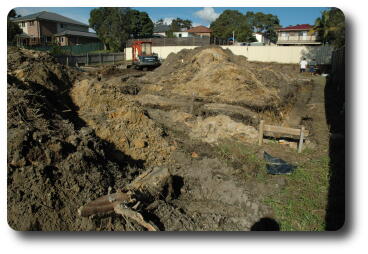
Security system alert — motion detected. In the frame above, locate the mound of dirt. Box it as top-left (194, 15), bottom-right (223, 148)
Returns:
top-left (71, 79), bottom-right (173, 166)
top-left (140, 46), bottom-right (300, 110)
top-left (7, 48), bottom-right (140, 231)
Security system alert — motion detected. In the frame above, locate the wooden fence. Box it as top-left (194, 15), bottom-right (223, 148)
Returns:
top-left (55, 52), bottom-right (125, 66)
top-left (127, 37), bottom-right (229, 47)
top-left (329, 47), bottom-right (345, 102)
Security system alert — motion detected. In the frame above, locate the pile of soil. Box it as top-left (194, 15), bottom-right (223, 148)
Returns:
top-left (141, 46), bottom-right (301, 110)
top-left (7, 48), bottom-right (139, 230)
top-left (71, 78), bottom-right (173, 166)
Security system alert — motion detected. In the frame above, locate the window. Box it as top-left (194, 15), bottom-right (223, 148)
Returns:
top-left (61, 37), bottom-right (64, 42)
top-left (29, 21), bottom-right (34, 26)
top-left (178, 33), bottom-right (182, 38)
top-left (60, 23), bottom-right (64, 28)
top-left (21, 22), bottom-right (25, 27)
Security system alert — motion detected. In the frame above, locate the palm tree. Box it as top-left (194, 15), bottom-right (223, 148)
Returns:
top-left (310, 8), bottom-right (345, 48)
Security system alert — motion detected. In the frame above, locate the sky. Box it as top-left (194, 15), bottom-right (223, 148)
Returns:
top-left (14, 7), bottom-right (329, 30)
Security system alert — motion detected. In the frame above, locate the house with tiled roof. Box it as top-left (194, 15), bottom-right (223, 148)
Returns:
top-left (173, 25), bottom-right (212, 38)
top-left (12, 11), bottom-right (99, 46)
top-left (186, 26), bottom-right (212, 37)
top-left (276, 24), bottom-right (321, 45)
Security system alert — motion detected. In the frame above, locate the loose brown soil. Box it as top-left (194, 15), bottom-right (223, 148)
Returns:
top-left (7, 46), bottom-right (328, 231)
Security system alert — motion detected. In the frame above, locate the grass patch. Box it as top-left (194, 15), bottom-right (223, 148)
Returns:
top-left (215, 139), bottom-right (330, 231)
top-left (264, 155), bottom-right (329, 231)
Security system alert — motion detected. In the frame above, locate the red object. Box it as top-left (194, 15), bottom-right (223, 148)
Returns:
top-left (132, 41), bottom-right (153, 62)
top-left (277, 24), bottom-right (313, 31)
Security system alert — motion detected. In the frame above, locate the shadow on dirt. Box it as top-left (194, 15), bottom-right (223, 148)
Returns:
top-left (324, 48), bottom-right (345, 230)
top-left (250, 217), bottom-right (280, 231)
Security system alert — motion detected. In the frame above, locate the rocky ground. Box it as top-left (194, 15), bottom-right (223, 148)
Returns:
top-left (7, 46), bottom-right (329, 231)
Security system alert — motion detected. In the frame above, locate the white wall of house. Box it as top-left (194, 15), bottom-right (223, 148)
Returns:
top-left (254, 33), bottom-right (263, 42)
top-left (125, 45), bottom-right (332, 64)
top-left (277, 31), bottom-right (318, 43)
top-left (18, 22), bottom-right (28, 34)
top-left (253, 33), bottom-right (271, 45)
top-left (173, 31), bottom-right (190, 38)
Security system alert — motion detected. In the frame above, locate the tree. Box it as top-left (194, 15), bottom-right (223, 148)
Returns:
top-left (245, 11), bottom-right (280, 43)
top-left (155, 18), bottom-right (164, 26)
top-left (170, 18), bottom-right (192, 31)
top-left (8, 9), bottom-right (18, 18)
top-left (128, 10), bottom-right (154, 38)
top-left (89, 7), bottom-right (154, 51)
top-left (210, 10), bottom-right (255, 42)
top-left (311, 8), bottom-right (345, 48)
top-left (165, 18), bottom-right (192, 37)
top-left (7, 9), bottom-right (22, 44)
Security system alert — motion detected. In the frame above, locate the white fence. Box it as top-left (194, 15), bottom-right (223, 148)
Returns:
top-left (125, 45), bottom-right (332, 64)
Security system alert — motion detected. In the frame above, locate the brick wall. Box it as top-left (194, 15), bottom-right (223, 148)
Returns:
top-left (39, 20), bottom-right (57, 37)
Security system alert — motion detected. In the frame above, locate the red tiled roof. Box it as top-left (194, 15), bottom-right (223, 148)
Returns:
top-left (277, 24), bottom-right (313, 31)
top-left (186, 26), bottom-right (212, 33)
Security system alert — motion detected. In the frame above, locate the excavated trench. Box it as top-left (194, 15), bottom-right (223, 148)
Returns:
top-left (7, 46), bottom-right (316, 231)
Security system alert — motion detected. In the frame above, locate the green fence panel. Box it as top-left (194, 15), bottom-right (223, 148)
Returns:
top-left (22, 42), bottom-right (105, 56)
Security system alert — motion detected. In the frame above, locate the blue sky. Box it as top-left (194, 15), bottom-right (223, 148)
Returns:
top-left (14, 7), bottom-right (329, 29)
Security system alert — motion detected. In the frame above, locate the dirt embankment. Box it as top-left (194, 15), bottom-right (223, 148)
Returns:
top-left (7, 48), bottom-right (141, 231)
top-left (70, 78), bottom-right (173, 167)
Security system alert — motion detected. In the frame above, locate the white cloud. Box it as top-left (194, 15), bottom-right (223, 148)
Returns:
top-left (194, 7), bottom-right (220, 23)
top-left (154, 17), bottom-right (174, 25)
top-left (192, 22), bottom-right (204, 27)
top-left (163, 17), bottom-right (174, 25)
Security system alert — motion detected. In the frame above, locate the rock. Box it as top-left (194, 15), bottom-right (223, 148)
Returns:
top-left (191, 152), bottom-right (199, 158)
top-left (80, 127), bottom-right (93, 136)
top-left (133, 139), bottom-right (146, 149)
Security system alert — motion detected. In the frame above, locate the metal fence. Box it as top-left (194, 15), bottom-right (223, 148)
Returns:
top-left (55, 52), bottom-right (125, 66)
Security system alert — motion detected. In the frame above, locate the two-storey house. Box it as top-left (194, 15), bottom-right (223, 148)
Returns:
top-left (276, 24), bottom-right (321, 46)
top-left (12, 11), bottom-right (99, 46)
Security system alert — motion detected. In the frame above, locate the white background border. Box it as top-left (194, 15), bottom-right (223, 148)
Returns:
top-left (2, 0), bottom-right (365, 253)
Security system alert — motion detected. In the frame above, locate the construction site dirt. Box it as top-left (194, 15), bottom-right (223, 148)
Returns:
top-left (7, 46), bottom-right (331, 231)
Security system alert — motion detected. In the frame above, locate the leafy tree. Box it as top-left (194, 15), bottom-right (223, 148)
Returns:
top-left (165, 18), bottom-right (192, 37)
top-left (245, 11), bottom-right (280, 43)
top-left (170, 18), bottom-right (192, 31)
top-left (7, 9), bottom-right (22, 44)
top-left (128, 10), bottom-right (154, 38)
top-left (155, 18), bottom-right (164, 26)
top-left (165, 30), bottom-right (175, 38)
top-left (89, 7), bottom-right (154, 51)
top-left (210, 10), bottom-right (255, 42)
top-left (311, 8), bottom-right (345, 48)
top-left (89, 8), bottom-right (130, 51)
top-left (8, 9), bottom-right (18, 18)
